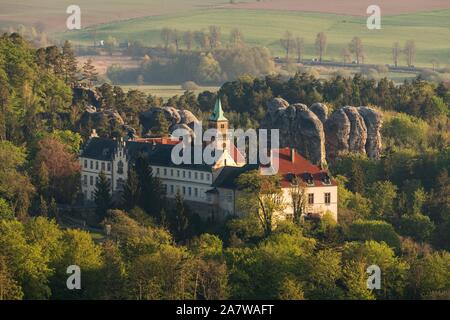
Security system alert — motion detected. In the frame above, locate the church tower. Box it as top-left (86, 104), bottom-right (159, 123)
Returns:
top-left (208, 98), bottom-right (229, 150)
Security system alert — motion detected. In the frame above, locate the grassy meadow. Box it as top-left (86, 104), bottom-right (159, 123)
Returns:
top-left (121, 84), bottom-right (219, 100)
top-left (56, 8), bottom-right (450, 67)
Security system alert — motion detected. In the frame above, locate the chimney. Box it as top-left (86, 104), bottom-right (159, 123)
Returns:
top-left (291, 148), bottom-right (295, 163)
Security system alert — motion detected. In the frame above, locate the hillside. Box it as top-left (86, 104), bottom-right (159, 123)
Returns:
top-left (55, 8), bottom-right (450, 67)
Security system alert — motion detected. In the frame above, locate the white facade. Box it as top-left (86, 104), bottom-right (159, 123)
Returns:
top-left (80, 139), bottom-right (128, 201)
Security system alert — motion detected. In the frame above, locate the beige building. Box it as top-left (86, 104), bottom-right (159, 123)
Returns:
top-left (79, 99), bottom-right (338, 221)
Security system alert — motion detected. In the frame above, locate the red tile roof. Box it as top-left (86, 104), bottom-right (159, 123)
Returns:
top-left (273, 148), bottom-right (337, 187)
top-left (132, 137), bottom-right (180, 145)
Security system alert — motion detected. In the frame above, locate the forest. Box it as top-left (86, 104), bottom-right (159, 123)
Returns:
top-left (0, 33), bottom-right (449, 300)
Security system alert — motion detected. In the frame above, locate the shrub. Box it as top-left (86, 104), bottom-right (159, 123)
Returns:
top-left (348, 219), bottom-right (401, 249)
top-left (181, 81), bottom-right (200, 91)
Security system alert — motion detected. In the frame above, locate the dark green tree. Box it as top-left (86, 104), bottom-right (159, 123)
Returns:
top-left (122, 167), bottom-right (140, 210)
top-left (94, 171), bottom-right (112, 219)
top-left (173, 191), bottom-right (189, 242)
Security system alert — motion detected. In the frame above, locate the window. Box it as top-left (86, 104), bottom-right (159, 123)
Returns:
top-left (170, 185), bottom-right (174, 194)
top-left (96, 161), bottom-right (99, 170)
top-left (206, 174), bottom-right (210, 181)
top-left (200, 173), bottom-right (204, 180)
top-left (107, 163), bottom-right (111, 172)
top-left (188, 171), bottom-right (192, 179)
top-left (84, 160), bottom-right (87, 168)
top-left (162, 184), bottom-right (167, 194)
top-left (171, 169), bottom-right (174, 176)
top-left (101, 162), bottom-right (105, 171)
top-left (188, 187), bottom-right (192, 196)
top-left (182, 186), bottom-right (186, 195)
top-left (156, 168), bottom-right (160, 175)
top-left (117, 160), bottom-right (124, 174)
top-left (95, 176), bottom-right (99, 184)
top-left (194, 172), bottom-right (198, 180)
top-left (83, 175), bottom-right (87, 186)
top-left (90, 176), bottom-right (93, 186)
top-left (220, 124), bottom-right (225, 129)
top-left (325, 193), bottom-right (331, 205)
top-left (308, 193), bottom-right (314, 205)
top-left (177, 170), bottom-right (180, 177)
top-left (194, 188), bottom-right (198, 197)
top-left (90, 161), bottom-right (93, 170)
top-left (164, 168), bottom-right (167, 176)
top-left (117, 178), bottom-right (125, 190)
top-left (183, 171), bottom-right (186, 178)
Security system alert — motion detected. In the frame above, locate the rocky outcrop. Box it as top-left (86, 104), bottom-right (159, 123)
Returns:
top-left (323, 109), bottom-right (351, 161)
top-left (324, 106), bottom-right (382, 161)
top-left (263, 98), bottom-right (383, 164)
top-left (139, 106), bottom-right (199, 136)
top-left (79, 106), bottom-right (133, 136)
top-left (72, 87), bottom-right (101, 108)
top-left (357, 106), bottom-right (383, 160)
top-left (262, 99), bottom-right (326, 165)
top-left (310, 103), bottom-right (328, 123)
top-left (341, 106), bottom-right (367, 154)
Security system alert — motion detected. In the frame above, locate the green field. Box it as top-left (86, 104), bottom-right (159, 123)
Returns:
top-left (56, 9), bottom-right (450, 67)
top-left (121, 84), bottom-right (219, 99)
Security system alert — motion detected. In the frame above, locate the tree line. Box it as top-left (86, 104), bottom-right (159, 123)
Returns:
top-left (280, 31), bottom-right (419, 67)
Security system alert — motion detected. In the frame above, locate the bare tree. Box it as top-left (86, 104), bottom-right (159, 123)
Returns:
top-left (183, 31), bottom-right (194, 51)
top-left (280, 31), bottom-right (294, 63)
top-left (315, 32), bottom-right (327, 62)
top-left (208, 25), bottom-right (221, 49)
top-left (195, 31), bottom-right (210, 51)
top-left (294, 37), bottom-right (304, 63)
top-left (430, 58), bottom-right (439, 71)
top-left (404, 40), bottom-right (416, 67)
top-left (172, 29), bottom-right (181, 53)
top-left (161, 28), bottom-right (173, 54)
top-left (230, 28), bottom-right (244, 47)
top-left (289, 177), bottom-right (307, 225)
top-left (349, 36), bottom-right (364, 64)
top-left (392, 42), bottom-right (400, 67)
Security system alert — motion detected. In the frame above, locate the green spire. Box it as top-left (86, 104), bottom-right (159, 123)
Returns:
top-left (209, 98), bottom-right (227, 122)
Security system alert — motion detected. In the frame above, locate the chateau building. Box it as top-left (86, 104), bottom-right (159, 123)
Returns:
top-left (79, 99), bottom-right (338, 221)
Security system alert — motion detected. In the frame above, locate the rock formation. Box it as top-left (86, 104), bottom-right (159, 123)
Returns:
top-left (324, 106), bottom-right (382, 161)
top-left (341, 106), bottom-right (368, 155)
top-left (262, 98), bottom-right (383, 164)
top-left (310, 102), bottom-right (328, 123)
top-left (72, 87), bottom-right (101, 108)
top-left (139, 106), bottom-right (199, 136)
top-left (356, 106), bottom-right (383, 160)
top-left (323, 109), bottom-right (351, 161)
top-left (262, 98), bottom-right (326, 165)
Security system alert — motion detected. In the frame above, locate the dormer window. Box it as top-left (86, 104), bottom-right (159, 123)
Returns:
top-left (286, 173), bottom-right (295, 184)
top-left (303, 172), bottom-right (314, 186)
top-left (322, 173), bottom-right (332, 185)
top-left (117, 160), bottom-right (124, 175)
